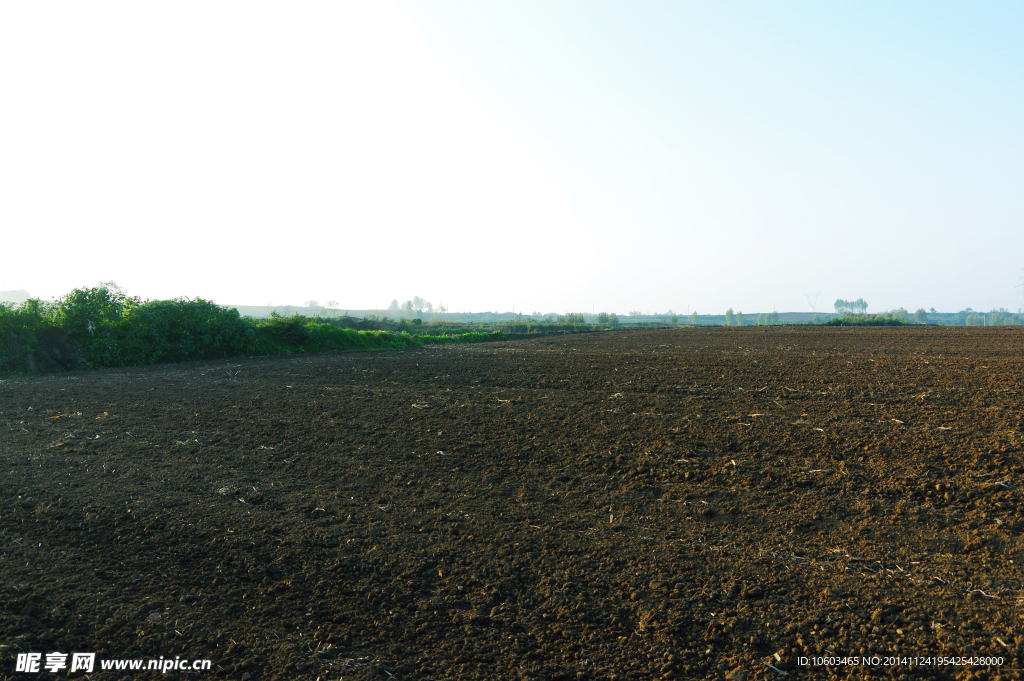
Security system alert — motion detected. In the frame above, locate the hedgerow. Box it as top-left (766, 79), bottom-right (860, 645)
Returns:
top-left (0, 288), bottom-right (427, 375)
top-left (823, 316), bottom-right (909, 327)
top-left (419, 331), bottom-right (505, 344)
top-left (0, 286), bottom-right (539, 375)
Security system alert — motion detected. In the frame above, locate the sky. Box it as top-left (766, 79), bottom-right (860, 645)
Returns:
top-left (2, 2), bottom-right (1023, 315)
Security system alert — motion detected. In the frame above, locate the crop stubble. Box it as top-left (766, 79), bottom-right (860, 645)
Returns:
top-left (1, 327), bottom-right (1023, 680)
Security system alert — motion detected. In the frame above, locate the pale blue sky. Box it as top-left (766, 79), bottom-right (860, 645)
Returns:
top-left (2, 2), bottom-right (1022, 314)
top-left (397, 1), bottom-right (1024, 313)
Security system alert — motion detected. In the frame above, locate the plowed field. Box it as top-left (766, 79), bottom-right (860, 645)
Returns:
top-left (2, 327), bottom-right (1024, 681)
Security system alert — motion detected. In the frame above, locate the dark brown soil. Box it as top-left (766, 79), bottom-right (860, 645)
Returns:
top-left (2, 327), bottom-right (1024, 681)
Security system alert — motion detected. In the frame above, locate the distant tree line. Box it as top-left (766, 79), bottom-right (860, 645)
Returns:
top-left (723, 309), bottom-right (747, 326)
top-left (388, 297), bottom-right (448, 316)
top-left (834, 298), bottom-right (868, 315)
top-left (957, 308), bottom-right (1023, 326)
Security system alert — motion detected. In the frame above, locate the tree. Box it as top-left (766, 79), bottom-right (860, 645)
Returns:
top-left (835, 298), bottom-right (868, 316)
top-left (388, 300), bottom-right (399, 312)
top-left (767, 311), bottom-right (780, 325)
top-left (756, 313), bottom-right (766, 325)
top-left (914, 308), bottom-right (929, 324)
top-left (966, 312), bottom-right (986, 326)
top-left (304, 300), bottom-right (320, 310)
top-left (402, 300), bottom-right (413, 317)
top-left (56, 286), bottom-right (140, 367)
top-left (736, 311), bottom-right (744, 326)
top-left (597, 312), bottom-right (610, 324)
top-left (412, 296), bottom-right (427, 311)
top-left (876, 308), bottom-right (909, 323)
top-left (609, 313), bottom-right (619, 327)
top-left (690, 311), bottom-right (698, 325)
top-left (725, 308), bottom-right (735, 326)
top-left (97, 280), bottom-right (129, 298)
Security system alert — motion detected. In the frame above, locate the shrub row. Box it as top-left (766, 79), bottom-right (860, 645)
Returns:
top-left (419, 331), bottom-right (506, 344)
top-left (0, 288), bottom-right (453, 375)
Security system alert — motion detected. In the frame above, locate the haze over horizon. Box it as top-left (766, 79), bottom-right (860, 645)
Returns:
top-left (3, 2), bottom-right (1022, 315)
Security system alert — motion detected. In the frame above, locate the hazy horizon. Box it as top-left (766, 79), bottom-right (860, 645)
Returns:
top-left (3, 2), bottom-right (1023, 314)
top-left (0, 286), bottom-right (1011, 318)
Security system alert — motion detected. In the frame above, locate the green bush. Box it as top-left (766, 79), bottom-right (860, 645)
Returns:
top-left (0, 302), bottom-right (46, 373)
top-left (120, 298), bottom-right (255, 365)
top-left (824, 316), bottom-right (908, 326)
top-left (304, 324), bottom-right (421, 352)
top-left (1, 297), bottom-right (91, 372)
top-left (251, 316), bottom-right (422, 354)
top-left (557, 313), bottom-right (587, 325)
top-left (876, 308), bottom-right (910, 323)
top-left (56, 287), bottom-right (139, 368)
top-left (256, 312), bottom-right (310, 350)
top-left (396, 318), bottom-right (424, 332)
top-left (420, 331), bottom-right (504, 345)
top-left (987, 309), bottom-right (1020, 326)
top-left (966, 312), bottom-right (986, 326)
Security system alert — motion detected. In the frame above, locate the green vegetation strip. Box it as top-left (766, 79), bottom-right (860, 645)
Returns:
top-left (420, 331), bottom-right (505, 344)
top-left (823, 317), bottom-right (909, 327)
top-left (0, 288), bottom-right (517, 376)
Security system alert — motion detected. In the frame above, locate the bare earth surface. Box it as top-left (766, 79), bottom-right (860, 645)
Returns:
top-left (2, 327), bottom-right (1024, 681)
